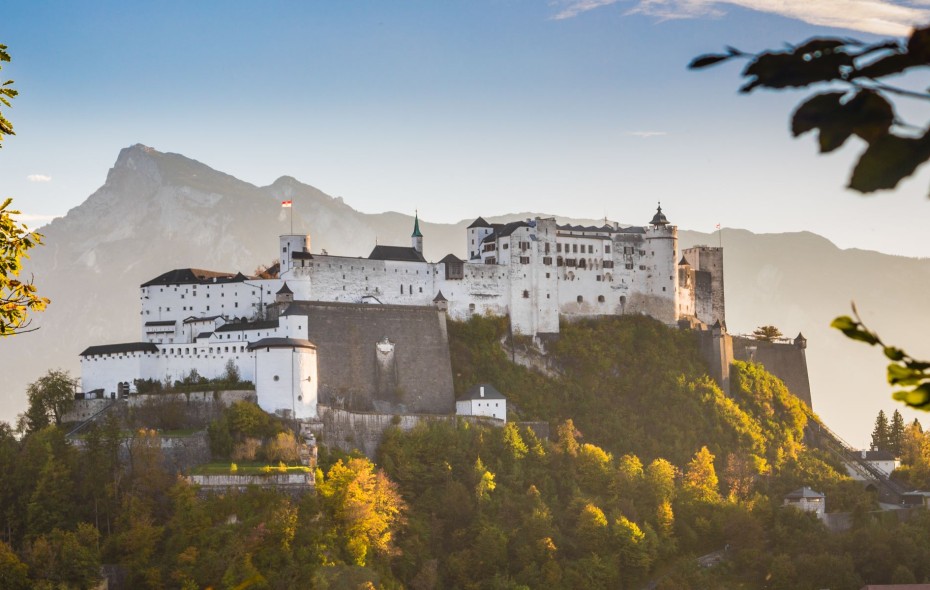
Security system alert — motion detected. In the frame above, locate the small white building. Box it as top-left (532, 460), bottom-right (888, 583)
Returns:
top-left (456, 384), bottom-right (507, 423)
top-left (861, 450), bottom-right (900, 477)
top-left (783, 486), bottom-right (826, 518)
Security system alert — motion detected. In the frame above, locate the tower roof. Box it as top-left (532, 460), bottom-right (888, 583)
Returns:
top-left (433, 290), bottom-right (448, 302)
top-left (678, 256), bottom-right (690, 266)
top-left (276, 282), bottom-right (293, 295)
top-left (411, 211), bottom-right (423, 238)
top-left (467, 216), bottom-right (492, 229)
top-left (650, 203), bottom-right (670, 226)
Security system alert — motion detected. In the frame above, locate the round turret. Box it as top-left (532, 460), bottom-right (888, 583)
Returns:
top-left (650, 203), bottom-right (670, 227)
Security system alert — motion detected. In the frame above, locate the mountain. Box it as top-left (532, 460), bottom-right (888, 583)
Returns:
top-left (2, 144), bottom-right (928, 445)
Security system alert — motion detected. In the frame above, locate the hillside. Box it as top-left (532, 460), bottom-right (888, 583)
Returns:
top-left (2, 144), bottom-right (929, 446)
top-left (5, 314), bottom-right (926, 589)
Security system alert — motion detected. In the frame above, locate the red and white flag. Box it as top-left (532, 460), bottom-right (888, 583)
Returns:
top-left (282, 200), bottom-right (292, 208)
top-left (715, 223), bottom-right (721, 230)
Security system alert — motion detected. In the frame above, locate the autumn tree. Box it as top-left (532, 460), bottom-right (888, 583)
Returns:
top-left (682, 446), bottom-right (720, 504)
top-left (0, 44), bottom-right (49, 336)
top-left (317, 457), bottom-right (405, 567)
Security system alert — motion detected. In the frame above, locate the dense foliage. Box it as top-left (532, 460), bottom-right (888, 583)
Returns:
top-left (6, 315), bottom-right (930, 587)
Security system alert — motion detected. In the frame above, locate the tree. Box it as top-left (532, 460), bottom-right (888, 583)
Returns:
top-left (0, 45), bottom-right (48, 336)
top-left (752, 325), bottom-right (782, 342)
top-left (22, 369), bottom-right (76, 431)
top-left (0, 199), bottom-right (49, 336)
top-left (692, 31), bottom-right (930, 410)
top-left (682, 446), bottom-right (720, 504)
top-left (0, 44), bottom-right (16, 147)
top-left (872, 410), bottom-right (891, 452)
top-left (0, 541), bottom-right (29, 590)
top-left (891, 409), bottom-right (906, 456)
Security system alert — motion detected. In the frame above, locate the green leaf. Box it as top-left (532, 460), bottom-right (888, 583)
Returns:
top-left (830, 316), bottom-right (858, 331)
top-left (849, 131), bottom-right (930, 193)
top-left (884, 346), bottom-right (906, 361)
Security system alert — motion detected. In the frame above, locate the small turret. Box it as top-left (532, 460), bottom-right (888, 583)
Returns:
top-left (411, 210), bottom-right (424, 254)
top-left (795, 332), bottom-right (807, 349)
top-left (276, 282), bottom-right (294, 304)
top-left (650, 203), bottom-right (670, 228)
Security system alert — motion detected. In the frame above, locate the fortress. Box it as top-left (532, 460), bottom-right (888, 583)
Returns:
top-left (79, 205), bottom-right (730, 419)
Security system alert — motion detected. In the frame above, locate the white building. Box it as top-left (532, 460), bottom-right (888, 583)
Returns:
top-left (80, 205), bottom-right (724, 418)
top-left (783, 487), bottom-right (826, 518)
top-left (456, 384), bottom-right (507, 422)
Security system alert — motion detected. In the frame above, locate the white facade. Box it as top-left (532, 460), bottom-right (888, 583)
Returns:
top-left (80, 205), bottom-right (724, 419)
top-left (455, 385), bottom-right (507, 422)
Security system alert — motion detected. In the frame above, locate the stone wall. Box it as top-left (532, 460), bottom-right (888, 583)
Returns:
top-left (70, 431), bottom-right (211, 474)
top-left (294, 302), bottom-right (456, 415)
top-left (187, 472), bottom-right (314, 496)
top-left (732, 336), bottom-right (812, 407)
top-left (313, 405), bottom-right (502, 458)
top-left (62, 389), bottom-right (256, 426)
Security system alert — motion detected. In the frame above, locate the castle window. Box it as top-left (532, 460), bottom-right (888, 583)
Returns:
top-left (556, 257), bottom-right (563, 267)
top-left (639, 250), bottom-right (646, 255)
top-left (598, 295), bottom-right (605, 302)
top-left (596, 275), bottom-right (602, 281)
top-left (572, 244), bottom-right (578, 253)
top-left (419, 287), bottom-right (423, 293)
top-left (469, 303), bottom-right (476, 311)
top-left (503, 244), bottom-right (508, 250)
top-left (557, 243), bottom-right (562, 253)
top-left (546, 273), bottom-right (550, 278)
top-left (400, 285), bottom-right (403, 294)
top-left (545, 243), bottom-right (550, 254)
top-left (523, 290), bottom-right (529, 298)
top-left (625, 263), bottom-right (634, 270)
top-left (662, 287), bottom-right (666, 291)
top-left (605, 245), bottom-right (611, 254)
top-left (639, 265), bottom-right (647, 270)
top-left (603, 261), bottom-right (614, 269)
top-left (409, 285), bottom-right (413, 295)
top-left (273, 375), bottom-right (279, 382)
top-left (520, 257), bottom-right (530, 264)
top-left (588, 245), bottom-right (593, 253)
top-left (577, 295), bottom-right (584, 303)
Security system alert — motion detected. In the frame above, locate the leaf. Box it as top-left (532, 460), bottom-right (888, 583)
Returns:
top-left (740, 42), bottom-right (853, 93)
top-left (792, 92), bottom-right (845, 137)
top-left (830, 316), bottom-right (858, 331)
top-left (849, 131), bottom-right (930, 193)
top-left (688, 54), bottom-right (734, 69)
top-left (884, 346), bottom-right (906, 361)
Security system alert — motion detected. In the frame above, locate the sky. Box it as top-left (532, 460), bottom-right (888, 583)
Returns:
top-left (1, 1), bottom-right (929, 258)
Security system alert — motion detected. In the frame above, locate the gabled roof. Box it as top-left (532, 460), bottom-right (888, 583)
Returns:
top-left (678, 256), bottom-right (690, 266)
top-left (247, 337), bottom-right (316, 351)
top-left (459, 383), bottom-right (507, 401)
top-left (467, 216), bottom-right (492, 229)
top-left (141, 268), bottom-right (252, 288)
top-left (80, 342), bottom-right (159, 356)
top-left (183, 315), bottom-right (223, 324)
top-left (785, 486), bottom-right (824, 499)
top-left (368, 245), bottom-right (426, 262)
top-left (863, 449), bottom-right (896, 461)
top-left (439, 253), bottom-right (464, 264)
top-left (215, 319), bottom-right (279, 333)
top-left (291, 251), bottom-right (313, 260)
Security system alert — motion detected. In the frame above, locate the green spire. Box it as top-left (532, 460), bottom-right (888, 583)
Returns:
top-left (411, 210), bottom-right (423, 238)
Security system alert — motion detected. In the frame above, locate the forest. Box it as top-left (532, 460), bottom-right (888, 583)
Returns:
top-left (3, 315), bottom-right (930, 588)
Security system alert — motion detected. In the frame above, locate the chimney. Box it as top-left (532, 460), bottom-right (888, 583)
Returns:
top-left (480, 386), bottom-right (485, 398)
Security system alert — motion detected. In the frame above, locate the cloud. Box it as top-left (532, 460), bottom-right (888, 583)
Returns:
top-left (628, 130), bottom-right (668, 137)
top-left (551, 0), bottom-right (930, 35)
top-left (27, 174), bottom-right (51, 183)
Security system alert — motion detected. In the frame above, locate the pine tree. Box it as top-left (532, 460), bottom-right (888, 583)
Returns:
top-left (890, 410), bottom-right (906, 457)
top-left (871, 410), bottom-right (890, 452)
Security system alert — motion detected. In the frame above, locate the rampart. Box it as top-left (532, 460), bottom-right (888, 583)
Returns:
top-left (62, 389), bottom-right (257, 426)
top-left (186, 472), bottom-right (314, 497)
top-left (313, 405), bottom-right (502, 458)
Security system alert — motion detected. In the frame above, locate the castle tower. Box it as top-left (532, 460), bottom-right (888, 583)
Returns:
top-left (411, 211), bottom-right (423, 254)
top-left (643, 203), bottom-right (679, 324)
top-left (250, 337), bottom-right (318, 420)
top-left (280, 234), bottom-right (312, 276)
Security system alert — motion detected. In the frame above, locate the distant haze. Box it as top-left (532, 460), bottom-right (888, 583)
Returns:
top-left (2, 145), bottom-right (927, 447)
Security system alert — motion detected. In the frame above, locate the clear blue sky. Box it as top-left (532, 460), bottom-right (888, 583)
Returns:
top-left (1, 0), bottom-right (929, 257)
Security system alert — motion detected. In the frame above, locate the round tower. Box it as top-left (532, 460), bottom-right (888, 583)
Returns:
top-left (250, 338), bottom-right (318, 420)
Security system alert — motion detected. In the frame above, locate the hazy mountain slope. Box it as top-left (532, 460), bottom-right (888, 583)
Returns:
top-left (1, 144), bottom-right (926, 445)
